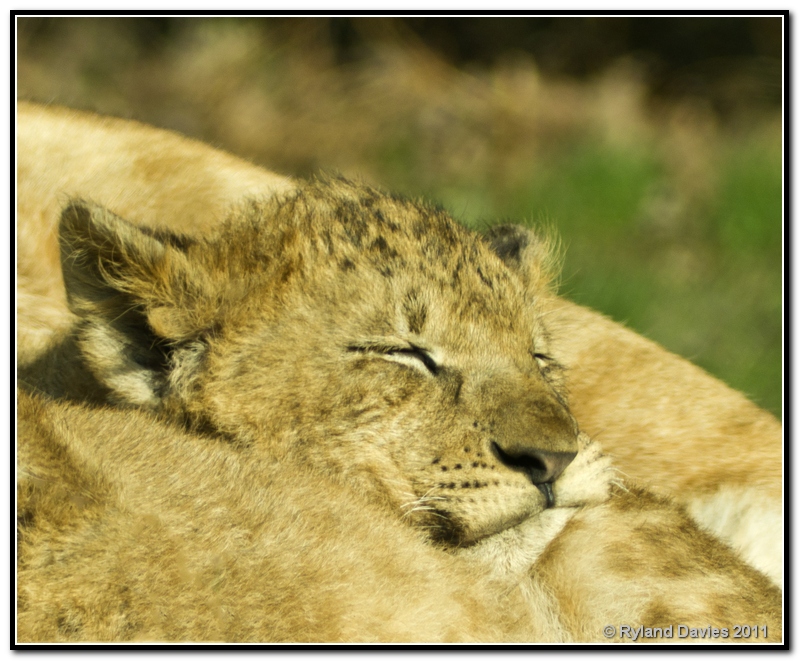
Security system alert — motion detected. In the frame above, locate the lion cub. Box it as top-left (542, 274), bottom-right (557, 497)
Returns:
top-left (29, 180), bottom-right (582, 547)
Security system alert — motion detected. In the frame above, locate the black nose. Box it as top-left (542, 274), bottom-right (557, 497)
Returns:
top-left (492, 442), bottom-right (577, 486)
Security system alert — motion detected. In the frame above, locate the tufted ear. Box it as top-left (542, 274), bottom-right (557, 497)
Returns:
top-left (483, 224), bottom-right (562, 297)
top-left (59, 200), bottom-right (210, 408)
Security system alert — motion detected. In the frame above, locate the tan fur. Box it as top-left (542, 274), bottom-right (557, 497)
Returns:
top-left (16, 103), bottom-right (783, 641)
top-left (16, 389), bottom-right (543, 643)
top-left (531, 486), bottom-right (781, 643)
top-left (27, 180), bottom-right (581, 548)
top-left (540, 298), bottom-right (783, 584)
top-left (16, 104), bottom-right (782, 535)
top-left (17, 100), bottom-right (293, 355)
top-left (18, 390), bottom-right (781, 643)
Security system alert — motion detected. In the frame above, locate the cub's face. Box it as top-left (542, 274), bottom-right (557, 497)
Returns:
top-left (60, 179), bottom-right (578, 546)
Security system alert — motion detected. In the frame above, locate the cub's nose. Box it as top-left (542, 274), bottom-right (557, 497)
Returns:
top-left (490, 392), bottom-right (579, 494)
top-left (492, 442), bottom-right (577, 486)
top-left (483, 380), bottom-right (579, 504)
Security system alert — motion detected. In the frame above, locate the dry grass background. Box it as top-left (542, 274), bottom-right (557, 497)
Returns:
top-left (16, 17), bottom-right (783, 416)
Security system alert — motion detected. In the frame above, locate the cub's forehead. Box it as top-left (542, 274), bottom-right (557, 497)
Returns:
top-left (304, 180), bottom-right (531, 330)
top-left (213, 178), bottom-right (532, 333)
top-left (271, 178), bottom-right (520, 289)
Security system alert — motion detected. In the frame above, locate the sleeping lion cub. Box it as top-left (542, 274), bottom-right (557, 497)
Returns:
top-left (16, 102), bottom-right (782, 642)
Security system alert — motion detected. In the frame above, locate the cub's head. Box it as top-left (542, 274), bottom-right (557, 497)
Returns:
top-left (59, 178), bottom-right (577, 546)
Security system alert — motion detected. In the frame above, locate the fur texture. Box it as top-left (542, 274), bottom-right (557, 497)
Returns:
top-left (16, 102), bottom-right (783, 641)
top-left (37, 181), bottom-right (580, 547)
top-left (16, 104), bottom-right (782, 583)
top-left (540, 298), bottom-right (783, 585)
top-left (18, 390), bottom-right (781, 643)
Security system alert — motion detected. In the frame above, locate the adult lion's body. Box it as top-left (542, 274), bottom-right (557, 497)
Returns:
top-left (15, 102), bottom-right (783, 641)
top-left (17, 389), bottom-right (542, 643)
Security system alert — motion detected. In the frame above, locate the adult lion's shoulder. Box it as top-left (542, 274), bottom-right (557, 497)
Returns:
top-left (17, 100), bottom-right (294, 237)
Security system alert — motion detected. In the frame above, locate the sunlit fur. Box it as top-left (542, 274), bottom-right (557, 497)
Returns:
top-left (16, 102), bottom-right (782, 642)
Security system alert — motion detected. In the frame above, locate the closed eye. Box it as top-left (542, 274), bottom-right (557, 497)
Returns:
top-left (387, 346), bottom-right (439, 375)
top-left (347, 342), bottom-right (439, 375)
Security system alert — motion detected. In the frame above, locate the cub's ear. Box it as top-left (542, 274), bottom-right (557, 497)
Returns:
top-left (483, 224), bottom-right (561, 296)
top-left (59, 200), bottom-right (208, 408)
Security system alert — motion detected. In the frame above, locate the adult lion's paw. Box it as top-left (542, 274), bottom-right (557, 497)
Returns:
top-left (553, 433), bottom-right (617, 508)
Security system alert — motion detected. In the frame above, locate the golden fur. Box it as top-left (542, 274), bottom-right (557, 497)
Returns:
top-left (26, 179), bottom-right (581, 548)
top-left (16, 102), bottom-right (783, 641)
top-left (17, 100), bottom-right (292, 360)
top-left (543, 298), bottom-right (782, 584)
top-left (484, 223), bottom-right (782, 585)
top-left (18, 390), bottom-right (781, 643)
